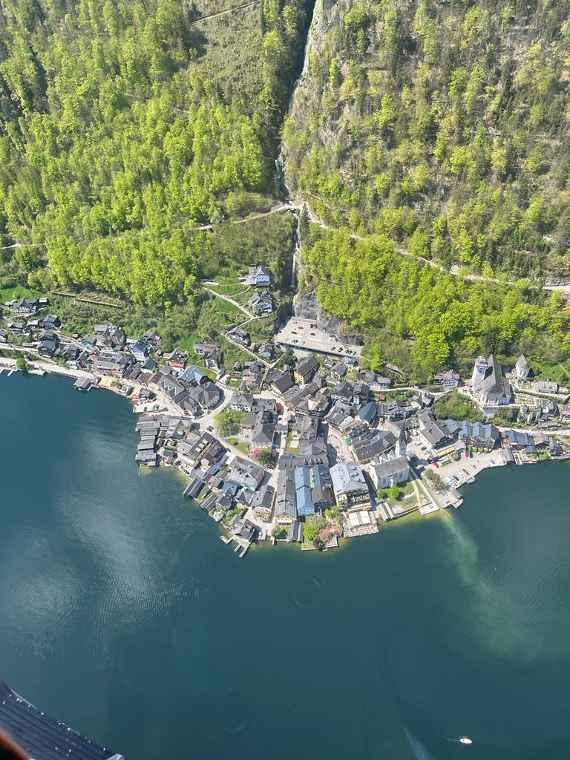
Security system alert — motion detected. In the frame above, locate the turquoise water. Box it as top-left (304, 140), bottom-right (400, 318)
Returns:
top-left (1, 373), bottom-right (570, 759)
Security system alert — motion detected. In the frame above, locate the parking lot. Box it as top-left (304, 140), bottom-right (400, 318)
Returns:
top-left (275, 318), bottom-right (362, 359)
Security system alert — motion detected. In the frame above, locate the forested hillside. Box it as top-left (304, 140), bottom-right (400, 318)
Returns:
top-left (285, 0), bottom-right (570, 281)
top-left (302, 225), bottom-right (570, 380)
top-left (0, 0), bottom-right (310, 304)
top-left (280, 0), bottom-right (570, 380)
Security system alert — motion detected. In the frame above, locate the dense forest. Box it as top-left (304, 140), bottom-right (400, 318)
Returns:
top-left (282, 0), bottom-right (570, 379)
top-left (303, 226), bottom-right (570, 381)
top-left (285, 0), bottom-right (570, 281)
top-left (0, 0), bottom-right (309, 304)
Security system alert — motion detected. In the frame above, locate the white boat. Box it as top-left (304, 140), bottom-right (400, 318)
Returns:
top-left (459, 736), bottom-right (473, 745)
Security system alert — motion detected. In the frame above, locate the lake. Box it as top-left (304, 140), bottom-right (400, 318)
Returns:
top-left (1, 373), bottom-right (570, 759)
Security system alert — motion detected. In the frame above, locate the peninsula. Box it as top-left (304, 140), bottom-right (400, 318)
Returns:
top-left (1, 284), bottom-right (569, 558)
top-left (1, 0), bottom-right (570, 556)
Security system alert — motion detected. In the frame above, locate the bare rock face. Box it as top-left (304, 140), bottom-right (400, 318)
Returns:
top-left (295, 290), bottom-right (363, 345)
top-left (294, 290), bottom-right (319, 320)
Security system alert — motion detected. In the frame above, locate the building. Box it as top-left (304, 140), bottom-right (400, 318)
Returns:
top-left (357, 401), bottom-right (378, 426)
top-left (231, 392), bottom-right (255, 412)
top-left (166, 349), bottom-right (187, 370)
top-left (250, 291), bottom-right (273, 316)
top-left (231, 328), bottom-right (250, 347)
top-left (227, 457), bottom-right (265, 491)
top-left (10, 298), bottom-right (40, 316)
top-left (372, 456), bottom-right (410, 490)
top-left (433, 370), bottom-right (461, 388)
top-left (179, 432), bottom-right (225, 469)
top-left (250, 420), bottom-right (276, 456)
top-left (331, 361), bottom-right (348, 381)
top-left (275, 468), bottom-right (297, 523)
top-left (329, 462), bottom-right (370, 509)
top-left (471, 354), bottom-right (512, 407)
top-left (41, 314), bottom-right (61, 330)
top-left (290, 463), bottom-right (334, 518)
top-left (94, 324), bottom-right (125, 349)
top-left (348, 426), bottom-right (396, 464)
top-left (93, 350), bottom-right (131, 376)
top-left (443, 420), bottom-right (500, 451)
top-left (0, 681), bottom-right (124, 760)
top-left (294, 466), bottom-right (314, 517)
top-left (179, 365), bottom-right (206, 385)
top-left (326, 400), bottom-right (354, 431)
top-left (251, 484), bottom-right (275, 521)
top-left (195, 342), bottom-right (222, 371)
top-left (130, 338), bottom-right (150, 362)
top-left (513, 354), bottom-right (530, 383)
top-left (532, 379), bottom-right (558, 395)
top-left (271, 370), bottom-right (295, 396)
top-left (309, 463), bottom-right (334, 511)
top-left (417, 409), bottom-right (454, 453)
top-left (38, 334), bottom-right (59, 357)
top-left (245, 265), bottom-right (271, 287)
top-left (187, 380), bottom-right (222, 410)
top-left (501, 429), bottom-right (533, 448)
top-left (294, 355), bottom-right (318, 385)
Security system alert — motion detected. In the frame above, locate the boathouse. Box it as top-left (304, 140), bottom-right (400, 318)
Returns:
top-left (0, 681), bottom-right (124, 760)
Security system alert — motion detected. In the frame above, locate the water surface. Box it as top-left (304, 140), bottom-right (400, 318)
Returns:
top-left (1, 374), bottom-right (570, 759)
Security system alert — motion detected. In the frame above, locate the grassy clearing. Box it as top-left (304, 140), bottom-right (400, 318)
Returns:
top-left (0, 285), bottom-right (41, 303)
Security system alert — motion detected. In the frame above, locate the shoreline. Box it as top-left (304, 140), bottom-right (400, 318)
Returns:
top-left (3, 354), bottom-right (569, 556)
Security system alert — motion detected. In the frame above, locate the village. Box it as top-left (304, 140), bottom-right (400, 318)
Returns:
top-left (1, 270), bottom-right (570, 558)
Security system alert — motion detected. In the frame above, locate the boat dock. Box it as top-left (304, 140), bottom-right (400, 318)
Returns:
top-left (220, 534), bottom-right (250, 558)
top-left (74, 375), bottom-right (95, 391)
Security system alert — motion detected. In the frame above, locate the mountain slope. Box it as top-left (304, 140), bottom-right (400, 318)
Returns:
top-left (284, 0), bottom-right (570, 281)
top-left (0, 0), bottom-right (310, 304)
top-left (282, 0), bottom-right (570, 380)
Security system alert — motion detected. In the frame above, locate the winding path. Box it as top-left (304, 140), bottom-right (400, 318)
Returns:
top-left (192, 203), bottom-right (294, 232)
top-left (203, 286), bottom-right (254, 319)
top-left (292, 195), bottom-right (570, 295)
top-left (189, 0), bottom-right (260, 26)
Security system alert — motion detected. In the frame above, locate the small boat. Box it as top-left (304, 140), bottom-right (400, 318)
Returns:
top-left (447, 736), bottom-right (473, 746)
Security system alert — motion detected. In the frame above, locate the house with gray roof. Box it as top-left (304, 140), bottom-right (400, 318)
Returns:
top-left (417, 409), bottom-right (453, 452)
top-left (372, 456), bottom-right (410, 490)
top-left (275, 468), bottom-right (297, 523)
top-left (271, 370), bottom-right (295, 396)
top-left (329, 462), bottom-right (370, 509)
top-left (251, 484), bottom-right (275, 521)
top-left (357, 401), bottom-right (378, 426)
top-left (227, 457), bottom-right (265, 491)
top-left (250, 421), bottom-right (276, 455)
top-left (294, 355), bottom-right (318, 385)
top-left (442, 420), bottom-right (500, 451)
top-left (348, 425), bottom-right (396, 464)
